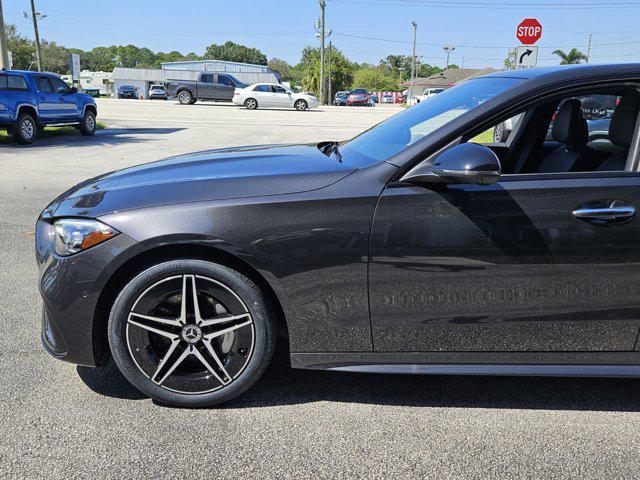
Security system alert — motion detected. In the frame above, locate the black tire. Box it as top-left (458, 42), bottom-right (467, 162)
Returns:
top-left (12, 113), bottom-right (37, 144)
top-left (244, 98), bottom-right (258, 110)
top-left (294, 99), bottom-right (308, 111)
top-left (79, 110), bottom-right (97, 136)
top-left (108, 259), bottom-right (276, 407)
top-left (178, 90), bottom-right (193, 105)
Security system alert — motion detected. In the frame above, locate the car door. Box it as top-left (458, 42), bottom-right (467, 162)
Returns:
top-left (47, 76), bottom-right (78, 121)
top-left (216, 75), bottom-right (236, 101)
top-left (369, 107), bottom-right (640, 354)
top-left (251, 85), bottom-right (273, 106)
top-left (270, 85), bottom-right (293, 108)
top-left (34, 76), bottom-right (59, 123)
top-left (198, 74), bottom-right (216, 99)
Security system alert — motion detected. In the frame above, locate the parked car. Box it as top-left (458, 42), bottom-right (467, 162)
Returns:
top-left (395, 93), bottom-right (406, 104)
top-left (410, 87), bottom-right (445, 105)
top-left (36, 64), bottom-right (640, 408)
top-left (148, 84), bottom-right (167, 100)
top-left (381, 93), bottom-right (394, 104)
top-left (0, 70), bottom-right (97, 144)
top-left (166, 73), bottom-right (246, 105)
top-left (117, 85), bottom-right (138, 99)
top-left (232, 83), bottom-right (318, 111)
top-left (347, 88), bottom-right (371, 106)
top-left (333, 91), bottom-right (350, 106)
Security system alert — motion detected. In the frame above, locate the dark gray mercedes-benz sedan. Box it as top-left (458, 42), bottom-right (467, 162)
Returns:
top-left (37, 64), bottom-right (640, 407)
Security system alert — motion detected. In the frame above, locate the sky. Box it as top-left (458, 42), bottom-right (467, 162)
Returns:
top-left (5, 0), bottom-right (640, 70)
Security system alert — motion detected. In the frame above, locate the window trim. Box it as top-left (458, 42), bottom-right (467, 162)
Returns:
top-left (391, 79), bottom-right (640, 181)
top-left (397, 81), bottom-right (640, 183)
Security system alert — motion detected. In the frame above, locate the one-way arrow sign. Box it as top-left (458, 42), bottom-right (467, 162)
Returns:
top-left (516, 45), bottom-right (538, 69)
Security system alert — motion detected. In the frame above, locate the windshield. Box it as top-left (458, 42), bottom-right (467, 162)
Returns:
top-left (340, 77), bottom-right (524, 167)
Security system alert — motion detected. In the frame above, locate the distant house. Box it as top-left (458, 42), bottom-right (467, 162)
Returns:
top-left (401, 68), bottom-right (501, 98)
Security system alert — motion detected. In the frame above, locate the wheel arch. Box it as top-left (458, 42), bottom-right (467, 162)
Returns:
top-left (16, 104), bottom-right (38, 123)
top-left (83, 104), bottom-right (97, 117)
top-left (92, 243), bottom-right (290, 366)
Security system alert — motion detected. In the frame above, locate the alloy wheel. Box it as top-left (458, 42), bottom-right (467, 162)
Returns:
top-left (178, 92), bottom-right (191, 104)
top-left (85, 113), bottom-right (96, 132)
top-left (21, 118), bottom-right (34, 141)
top-left (126, 274), bottom-right (255, 394)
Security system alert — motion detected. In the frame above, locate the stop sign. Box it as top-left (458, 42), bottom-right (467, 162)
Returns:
top-left (516, 18), bottom-right (542, 45)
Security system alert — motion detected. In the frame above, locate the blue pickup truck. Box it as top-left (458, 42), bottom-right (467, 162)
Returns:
top-left (0, 70), bottom-right (97, 144)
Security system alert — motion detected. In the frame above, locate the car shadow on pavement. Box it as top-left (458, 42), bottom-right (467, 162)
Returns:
top-left (0, 127), bottom-right (184, 149)
top-left (78, 343), bottom-right (640, 411)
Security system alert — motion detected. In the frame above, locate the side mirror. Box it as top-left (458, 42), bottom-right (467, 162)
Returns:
top-left (402, 143), bottom-right (502, 186)
top-left (68, 86), bottom-right (77, 94)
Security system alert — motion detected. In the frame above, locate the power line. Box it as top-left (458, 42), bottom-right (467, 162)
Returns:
top-left (333, 31), bottom-right (640, 50)
top-left (332, 0), bottom-right (640, 8)
top-left (333, 0), bottom-right (640, 9)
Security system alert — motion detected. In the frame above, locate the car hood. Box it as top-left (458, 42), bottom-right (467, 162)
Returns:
top-left (45, 144), bottom-right (355, 218)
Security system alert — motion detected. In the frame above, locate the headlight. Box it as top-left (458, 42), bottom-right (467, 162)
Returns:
top-left (53, 219), bottom-right (119, 256)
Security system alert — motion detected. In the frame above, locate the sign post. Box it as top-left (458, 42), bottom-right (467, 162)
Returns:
top-left (515, 18), bottom-right (541, 69)
top-left (69, 52), bottom-right (81, 90)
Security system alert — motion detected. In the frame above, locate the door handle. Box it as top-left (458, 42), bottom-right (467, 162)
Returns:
top-left (573, 200), bottom-right (636, 225)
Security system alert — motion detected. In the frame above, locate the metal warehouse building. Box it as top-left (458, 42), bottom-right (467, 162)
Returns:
top-left (112, 60), bottom-right (280, 99)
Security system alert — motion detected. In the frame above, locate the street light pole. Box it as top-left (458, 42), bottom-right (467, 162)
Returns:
top-left (0, 0), bottom-right (10, 69)
top-left (443, 45), bottom-right (455, 71)
top-left (410, 21), bottom-right (417, 96)
top-left (586, 33), bottom-right (593, 63)
top-left (30, 0), bottom-right (43, 71)
top-left (319, 0), bottom-right (326, 105)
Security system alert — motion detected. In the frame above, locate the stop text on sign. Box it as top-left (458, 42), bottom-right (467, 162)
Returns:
top-left (516, 18), bottom-right (542, 45)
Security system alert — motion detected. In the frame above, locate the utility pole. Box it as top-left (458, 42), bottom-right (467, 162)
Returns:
top-left (30, 0), bottom-right (43, 71)
top-left (319, 0), bottom-right (326, 105)
top-left (0, 0), bottom-right (10, 69)
top-left (328, 40), bottom-right (332, 103)
top-left (586, 33), bottom-right (593, 63)
top-left (410, 21), bottom-right (417, 97)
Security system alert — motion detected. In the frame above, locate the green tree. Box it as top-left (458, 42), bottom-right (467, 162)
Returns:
top-left (204, 41), bottom-right (267, 65)
top-left (5, 24), bottom-right (35, 70)
top-left (351, 67), bottom-right (398, 91)
top-left (380, 54), bottom-right (442, 81)
top-left (417, 63), bottom-right (443, 77)
top-left (503, 49), bottom-right (516, 70)
top-left (268, 58), bottom-right (296, 83)
top-left (552, 48), bottom-right (588, 65)
top-left (40, 40), bottom-right (71, 74)
top-left (295, 46), bottom-right (355, 97)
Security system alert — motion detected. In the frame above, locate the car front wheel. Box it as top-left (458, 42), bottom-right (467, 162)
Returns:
top-left (294, 99), bottom-right (308, 111)
top-left (108, 259), bottom-right (276, 407)
top-left (79, 110), bottom-right (97, 136)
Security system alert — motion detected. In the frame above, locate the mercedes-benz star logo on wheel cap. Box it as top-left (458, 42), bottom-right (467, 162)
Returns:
top-left (181, 325), bottom-right (202, 344)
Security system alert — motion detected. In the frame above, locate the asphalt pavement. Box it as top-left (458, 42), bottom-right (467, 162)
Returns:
top-left (1, 99), bottom-right (639, 479)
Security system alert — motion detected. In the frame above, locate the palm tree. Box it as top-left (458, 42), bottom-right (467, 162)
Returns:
top-left (552, 48), bottom-right (588, 65)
